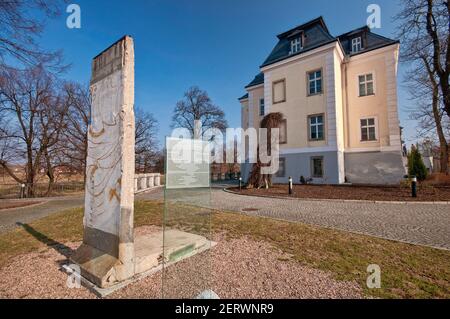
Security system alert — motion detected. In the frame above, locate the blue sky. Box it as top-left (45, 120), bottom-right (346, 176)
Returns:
top-left (38, 0), bottom-right (416, 146)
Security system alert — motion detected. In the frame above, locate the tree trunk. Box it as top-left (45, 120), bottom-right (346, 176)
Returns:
top-left (25, 158), bottom-right (34, 198)
top-left (46, 174), bottom-right (55, 197)
top-left (426, 0), bottom-right (450, 118)
top-left (247, 113), bottom-right (284, 189)
top-left (431, 79), bottom-right (449, 174)
top-left (421, 55), bottom-right (449, 174)
top-left (439, 145), bottom-right (449, 174)
top-left (247, 156), bottom-right (264, 189)
top-left (45, 149), bottom-right (55, 197)
top-left (26, 173), bottom-right (34, 198)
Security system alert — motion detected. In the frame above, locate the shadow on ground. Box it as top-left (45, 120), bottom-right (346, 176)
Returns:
top-left (15, 222), bottom-right (75, 260)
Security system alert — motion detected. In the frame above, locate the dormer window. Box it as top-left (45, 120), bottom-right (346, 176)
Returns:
top-left (290, 37), bottom-right (302, 54)
top-left (351, 37), bottom-right (363, 53)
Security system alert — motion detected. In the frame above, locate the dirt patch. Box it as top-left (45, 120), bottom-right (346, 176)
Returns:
top-left (0, 201), bottom-right (43, 211)
top-left (424, 173), bottom-right (450, 187)
top-left (0, 234), bottom-right (363, 299)
top-left (231, 184), bottom-right (450, 202)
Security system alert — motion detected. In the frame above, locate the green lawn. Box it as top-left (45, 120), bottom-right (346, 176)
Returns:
top-left (0, 200), bottom-right (449, 299)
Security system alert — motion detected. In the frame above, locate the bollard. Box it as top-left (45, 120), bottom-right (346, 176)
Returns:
top-left (20, 184), bottom-right (25, 199)
top-left (239, 177), bottom-right (242, 191)
top-left (288, 177), bottom-right (293, 195)
top-left (411, 176), bottom-right (417, 198)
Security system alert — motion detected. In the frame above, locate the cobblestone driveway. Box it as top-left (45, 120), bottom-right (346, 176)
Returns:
top-left (210, 190), bottom-right (450, 250)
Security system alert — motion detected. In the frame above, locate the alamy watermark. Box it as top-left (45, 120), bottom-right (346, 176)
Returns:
top-left (169, 121), bottom-right (280, 174)
top-left (66, 4), bottom-right (81, 29)
top-left (66, 264), bottom-right (81, 289)
top-left (366, 264), bottom-right (381, 289)
top-left (367, 4), bottom-right (381, 29)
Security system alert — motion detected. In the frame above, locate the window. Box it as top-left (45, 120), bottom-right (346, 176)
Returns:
top-left (259, 98), bottom-right (265, 116)
top-left (359, 73), bottom-right (374, 96)
top-left (311, 157), bottom-right (324, 178)
top-left (308, 70), bottom-right (322, 95)
top-left (360, 118), bottom-right (377, 141)
top-left (352, 37), bottom-right (363, 53)
top-left (309, 115), bottom-right (324, 141)
top-left (279, 119), bottom-right (287, 144)
top-left (290, 37), bottom-right (302, 54)
top-left (276, 158), bottom-right (286, 177)
top-left (272, 79), bottom-right (286, 104)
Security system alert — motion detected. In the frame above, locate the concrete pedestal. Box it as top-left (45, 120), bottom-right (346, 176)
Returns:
top-left (70, 229), bottom-right (214, 296)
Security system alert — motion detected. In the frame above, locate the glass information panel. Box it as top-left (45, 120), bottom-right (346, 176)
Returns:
top-left (162, 137), bottom-right (212, 298)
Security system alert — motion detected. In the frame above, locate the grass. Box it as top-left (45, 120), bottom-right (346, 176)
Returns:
top-left (0, 200), bottom-right (449, 299)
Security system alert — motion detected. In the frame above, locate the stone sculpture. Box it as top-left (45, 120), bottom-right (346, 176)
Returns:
top-left (72, 36), bottom-right (136, 288)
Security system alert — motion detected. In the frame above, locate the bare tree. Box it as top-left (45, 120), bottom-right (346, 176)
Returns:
top-left (135, 108), bottom-right (159, 173)
top-left (0, 0), bottom-right (67, 71)
top-left (57, 82), bottom-right (90, 182)
top-left (153, 149), bottom-right (165, 175)
top-left (0, 66), bottom-right (58, 196)
top-left (0, 117), bottom-right (20, 181)
top-left (171, 86), bottom-right (228, 139)
top-left (396, 0), bottom-right (450, 173)
top-left (38, 86), bottom-right (70, 195)
top-left (396, 0), bottom-right (450, 118)
top-left (407, 58), bottom-right (449, 173)
top-left (247, 112), bottom-right (284, 189)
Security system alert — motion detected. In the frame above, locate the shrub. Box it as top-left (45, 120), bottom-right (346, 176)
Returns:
top-left (407, 146), bottom-right (428, 181)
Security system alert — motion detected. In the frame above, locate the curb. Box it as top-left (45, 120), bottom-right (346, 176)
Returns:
top-left (222, 188), bottom-right (450, 205)
top-left (0, 200), bottom-right (48, 212)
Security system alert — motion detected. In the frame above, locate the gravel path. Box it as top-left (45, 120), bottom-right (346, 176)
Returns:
top-left (141, 187), bottom-right (450, 251)
top-left (0, 233), bottom-right (363, 299)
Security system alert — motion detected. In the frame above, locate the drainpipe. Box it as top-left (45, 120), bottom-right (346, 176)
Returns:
top-left (343, 57), bottom-right (350, 149)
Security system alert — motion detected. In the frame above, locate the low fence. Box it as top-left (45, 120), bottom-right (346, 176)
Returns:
top-left (134, 173), bottom-right (162, 193)
top-left (0, 173), bottom-right (163, 199)
top-left (211, 172), bottom-right (240, 182)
